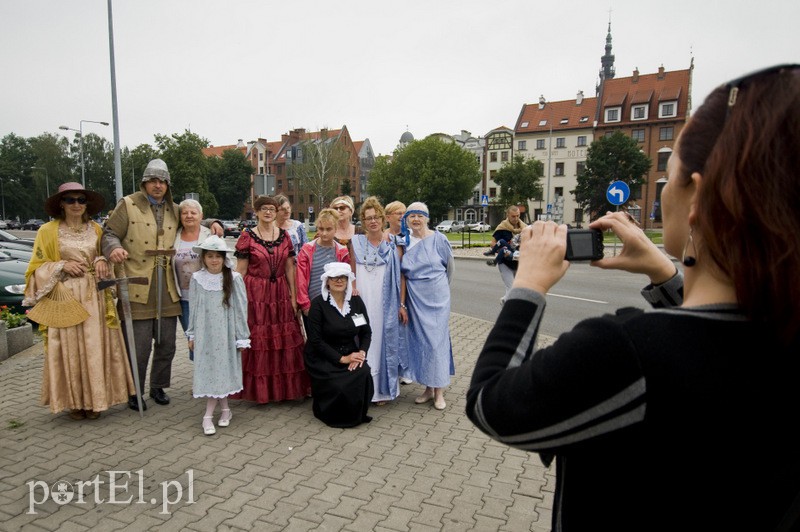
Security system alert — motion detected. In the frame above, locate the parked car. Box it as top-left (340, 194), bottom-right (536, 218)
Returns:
top-left (238, 219), bottom-right (256, 231)
top-left (435, 220), bottom-right (466, 233)
top-left (0, 230), bottom-right (35, 247)
top-left (0, 244), bottom-right (32, 261)
top-left (22, 219), bottom-right (45, 230)
top-left (0, 251), bottom-right (28, 313)
top-left (467, 221), bottom-right (491, 232)
top-left (4, 220), bottom-right (22, 230)
top-left (221, 220), bottom-right (241, 238)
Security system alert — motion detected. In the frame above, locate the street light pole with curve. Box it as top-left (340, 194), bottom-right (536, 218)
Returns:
top-left (59, 120), bottom-right (109, 188)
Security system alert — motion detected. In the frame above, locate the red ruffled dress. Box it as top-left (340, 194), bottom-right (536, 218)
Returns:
top-left (233, 228), bottom-right (310, 403)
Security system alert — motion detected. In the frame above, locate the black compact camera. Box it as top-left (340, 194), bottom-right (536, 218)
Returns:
top-left (565, 229), bottom-right (604, 261)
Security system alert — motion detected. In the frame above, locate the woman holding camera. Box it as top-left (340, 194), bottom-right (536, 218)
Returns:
top-left (467, 65), bottom-right (800, 530)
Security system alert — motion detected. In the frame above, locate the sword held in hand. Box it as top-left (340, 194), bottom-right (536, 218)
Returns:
top-left (97, 274), bottom-right (148, 417)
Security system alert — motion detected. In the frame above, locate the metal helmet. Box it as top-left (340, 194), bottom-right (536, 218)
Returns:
top-left (141, 158), bottom-right (171, 185)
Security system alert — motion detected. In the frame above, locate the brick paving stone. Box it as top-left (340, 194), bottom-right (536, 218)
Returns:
top-left (183, 506), bottom-right (236, 531)
top-left (316, 513), bottom-right (351, 531)
top-left (259, 500), bottom-right (304, 527)
top-left (343, 509), bottom-right (385, 531)
top-left (293, 496), bottom-right (339, 525)
top-left (325, 494), bottom-right (368, 520)
top-left (441, 502), bottom-right (482, 530)
top-left (409, 502), bottom-right (449, 529)
top-left (376, 506), bottom-right (420, 531)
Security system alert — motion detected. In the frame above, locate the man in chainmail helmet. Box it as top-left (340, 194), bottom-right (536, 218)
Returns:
top-left (103, 158), bottom-right (222, 411)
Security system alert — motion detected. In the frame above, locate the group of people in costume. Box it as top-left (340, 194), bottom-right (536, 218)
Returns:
top-left (23, 161), bottom-right (455, 433)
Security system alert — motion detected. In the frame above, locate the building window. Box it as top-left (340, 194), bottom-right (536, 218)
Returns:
top-left (501, 151), bottom-right (509, 162)
top-left (659, 126), bottom-right (674, 140)
top-left (574, 209), bottom-right (584, 226)
top-left (490, 152), bottom-right (497, 162)
top-left (579, 116), bottom-right (589, 123)
top-left (276, 166), bottom-right (282, 175)
top-left (576, 161), bottom-right (586, 177)
top-left (554, 187), bottom-right (564, 198)
top-left (472, 190), bottom-right (480, 203)
top-left (659, 101), bottom-right (677, 118)
top-left (520, 121), bottom-right (529, 128)
top-left (489, 187), bottom-right (497, 198)
top-left (632, 104), bottom-right (648, 120)
top-left (657, 151), bottom-right (671, 171)
top-left (560, 118), bottom-right (569, 124)
top-left (538, 119), bottom-right (547, 126)
top-left (555, 162), bottom-right (565, 176)
top-left (489, 170), bottom-right (497, 180)
top-left (577, 136), bottom-right (587, 146)
top-left (259, 153), bottom-right (264, 161)
top-left (556, 138), bottom-right (566, 149)
top-left (277, 179), bottom-right (282, 189)
top-left (631, 129), bottom-right (645, 143)
top-left (518, 140), bottom-right (527, 151)
top-left (605, 107), bottom-right (621, 122)
top-left (536, 139), bottom-right (545, 150)
top-left (288, 195), bottom-right (294, 204)
top-left (259, 166), bottom-right (264, 174)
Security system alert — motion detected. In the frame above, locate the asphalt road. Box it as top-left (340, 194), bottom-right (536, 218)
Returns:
top-left (451, 258), bottom-right (656, 338)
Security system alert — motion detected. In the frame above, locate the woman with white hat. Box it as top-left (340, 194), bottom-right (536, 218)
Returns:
top-left (303, 262), bottom-right (373, 427)
top-left (24, 182), bottom-right (135, 420)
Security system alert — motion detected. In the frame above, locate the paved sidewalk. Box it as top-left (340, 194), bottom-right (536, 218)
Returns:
top-left (0, 314), bottom-right (557, 532)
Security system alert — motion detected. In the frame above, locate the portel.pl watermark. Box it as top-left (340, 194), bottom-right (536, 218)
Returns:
top-left (27, 469), bottom-right (195, 515)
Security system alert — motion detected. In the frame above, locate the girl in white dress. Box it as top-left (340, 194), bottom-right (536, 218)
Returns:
top-left (187, 236), bottom-right (250, 435)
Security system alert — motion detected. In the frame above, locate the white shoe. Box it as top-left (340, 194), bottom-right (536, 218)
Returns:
top-left (218, 409), bottom-right (232, 427)
top-left (400, 377), bottom-right (413, 385)
top-left (202, 416), bottom-right (216, 435)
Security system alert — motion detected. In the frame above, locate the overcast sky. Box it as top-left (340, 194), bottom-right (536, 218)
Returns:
top-left (1, 0), bottom-right (798, 157)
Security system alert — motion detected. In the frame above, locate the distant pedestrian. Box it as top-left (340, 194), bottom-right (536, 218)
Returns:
top-left (467, 64), bottom-right (800, 530)
top-left (487, 205), bottom-right (527, 303)
top-left (187, 236), bottom-right (249, 435)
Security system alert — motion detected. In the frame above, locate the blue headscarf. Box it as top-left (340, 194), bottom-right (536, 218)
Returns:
top-left (400, 202), bottom-right (429, 246)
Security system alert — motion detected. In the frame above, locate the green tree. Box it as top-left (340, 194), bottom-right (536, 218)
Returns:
top-left (367, 137), bottom-right (481, 221)
top-left (29, 132), bottom-right (74, 206)
top-left (573, 132), bottom-right (651, 219)
top-left (289, 131), bottom-right (350, 211)
top-left (122, 143), bottom-right (160, 196)
top-left (155, 130), bottom-right (218, 216)
top-left (207, 149), bottom-right (253, 219)
top-left (493, 153), bottom-right (544, 208)
top-left (77, 133), bottom-right (116, 211)
top-left (0, 133), bottom-right (38, 220)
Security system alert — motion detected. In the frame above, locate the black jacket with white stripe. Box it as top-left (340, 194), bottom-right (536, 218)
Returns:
top-left (467, 275), bottom-right (800, 531)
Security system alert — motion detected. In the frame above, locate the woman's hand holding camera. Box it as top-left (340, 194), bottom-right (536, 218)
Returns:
top-left (589, 211), bottom-right (676, 284)
top-left (512, 221), bottom-right (570, 295)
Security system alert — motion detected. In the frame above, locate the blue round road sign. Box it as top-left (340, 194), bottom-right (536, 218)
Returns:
top-left (606, 181), bottom-right (631, 206)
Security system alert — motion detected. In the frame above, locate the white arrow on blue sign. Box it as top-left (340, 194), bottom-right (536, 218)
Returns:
top-left (481, 195), bottom-right (489, 207)
top-left (606, 181), bottom-right (631, 206)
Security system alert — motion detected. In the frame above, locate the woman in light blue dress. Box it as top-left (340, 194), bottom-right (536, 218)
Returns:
top-left (400, 202), bottom-right (454, 410)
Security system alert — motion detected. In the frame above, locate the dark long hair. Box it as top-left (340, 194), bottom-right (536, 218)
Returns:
top-left (201, 250), bottom-right (233, 308)
top-left (678, 66), bottom-right (800, 342)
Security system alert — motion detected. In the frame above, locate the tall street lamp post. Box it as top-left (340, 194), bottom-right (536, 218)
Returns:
top-left (59, 120), bottom-right (109, 188)
top-left (539, 96), bottom-right (554, 220)
top-left (31, 166), bottom-right (50, 197)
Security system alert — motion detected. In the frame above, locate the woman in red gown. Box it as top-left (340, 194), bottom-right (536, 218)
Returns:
top-left (234, 195), bottom-right (310, 403)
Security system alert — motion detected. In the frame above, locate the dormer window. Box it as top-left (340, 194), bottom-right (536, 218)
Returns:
top-left (632, 104), bottom-right (648, 120)
top-left (520, 121), bottom-right (529, 128)
top-left (538, 119), bottom-right (548, 127)
top-left (605, 107), bottom-right (621, 123)
top-left (560, 118), bottom-right (569, 124)
top-left (659, 101), bottom-right (677, 118)
top-left (579, 116), bottom-right (589, 123)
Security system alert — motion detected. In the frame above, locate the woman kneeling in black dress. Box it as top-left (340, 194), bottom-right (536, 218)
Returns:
top-left (304, 262), bottom-right (373, 427)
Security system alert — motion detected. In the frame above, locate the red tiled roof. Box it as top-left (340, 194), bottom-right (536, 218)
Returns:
top-left (600, 68), bottom-right (691, 125)
top-left (202, 144), bottom-right (244, 158)
top-left (515, 97), bottom-right (597, 133)
top-left (353, 141), bottom-right (364, 153)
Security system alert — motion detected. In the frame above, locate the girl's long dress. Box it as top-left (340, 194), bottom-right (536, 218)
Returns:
top-left (233, 228), bottom-right (310, 403)
top-left (352, 235), bottom-right (403, 402)
top-left (188, 270), bottom-right (249, 398)
top-left (401, 232), bottom-right (455, 388)
top-left (25, 223), bottom-right (135, 413)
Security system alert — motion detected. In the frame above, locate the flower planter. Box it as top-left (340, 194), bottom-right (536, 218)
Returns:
top-left (5, 322), bottom-right (33, 357)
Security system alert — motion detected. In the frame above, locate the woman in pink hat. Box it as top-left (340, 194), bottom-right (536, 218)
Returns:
top-left (23, 183), bottom-right (135, 420)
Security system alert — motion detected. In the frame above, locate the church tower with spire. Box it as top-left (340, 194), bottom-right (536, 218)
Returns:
top-left (600, 21), bottom-right (616, 82)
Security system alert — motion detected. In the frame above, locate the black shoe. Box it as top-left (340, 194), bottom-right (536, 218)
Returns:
top-left (128, 395), bottom-right (147, 411)
top-left (483, 250), bottom-right (494, 256)
top-left (149, 388), bottom-right (170, 405)
top-left (486, 259), bottom-right (498, 267)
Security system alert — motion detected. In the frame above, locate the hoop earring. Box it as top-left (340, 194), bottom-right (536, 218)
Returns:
top-left (682, 228), bottom-right (697, 267)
